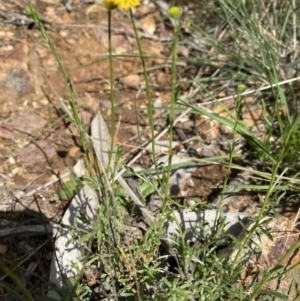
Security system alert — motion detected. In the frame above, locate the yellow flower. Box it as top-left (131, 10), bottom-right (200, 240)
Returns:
top-left (103, 0), bottom-right (118, 10)
top-left (114, 0), bottom-right (141, 10)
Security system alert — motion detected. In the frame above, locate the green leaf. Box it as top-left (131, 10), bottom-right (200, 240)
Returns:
top-left (79, 232), bottom-right (94, 243)
top-left (258, 289), bottom-right (288, 300)
top-left (139, 179), bottom-right (159, 197)
top-left (57, 172), bottom-right (83, 200)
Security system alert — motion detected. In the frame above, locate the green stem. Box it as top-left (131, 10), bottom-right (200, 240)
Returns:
top-left (25, 4), bottom-right (94, 178)
top-left (107, 9), bottom-right (116, 175)
top-left (214, 85), bottom-right (243, 232)
top-left (129, 9), bottom-right (161, 184)
top-left (165, 21), bottom-right (180, 197)
top-left (234, 110), bottom-right (300, 274)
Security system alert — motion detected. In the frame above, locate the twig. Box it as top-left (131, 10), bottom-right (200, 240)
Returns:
top-left (202, 76), bottom-right (300, 106)
top-left (20, 171), bottom-right (70, 199)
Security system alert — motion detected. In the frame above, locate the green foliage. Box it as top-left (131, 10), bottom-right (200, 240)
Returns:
top-left (56, 172), bottom-right (83, 200)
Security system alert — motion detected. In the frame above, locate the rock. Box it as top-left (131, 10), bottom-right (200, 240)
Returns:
top-left (140, 16), bottom-right (156, 35)
top-left (79, 110), bottom-right (93, 126)
top-left (156, 71), bottom-right (171, 86)
top-left (164, 209), bottom-right (249, 243)
top-left (0, 43), bottom-right (34, 104)
top-left (0, 66), bottom-right (34, 99)
top-left (136, 2), bottom-right (156, 17)
top-left (11, 111), bottom-right (47, 134)
top-left (77, 93), bottom-right (99, 112)
top-left (0, 125), bottom-right (14, 139)
top-left (177, 45), bottom-right (189, 58)
top-left (153, 97), bottom-right (163, 108)
top-left (227, 217), bottom-right (300, 299)
top-left (68, 146), bottom-right (81, 159)
top-left (18, 140), bottom-right (57, 163)
top-left (122, 74), bottom-right (140, 89)
top-left (194, 113), bottom-right (220, 140)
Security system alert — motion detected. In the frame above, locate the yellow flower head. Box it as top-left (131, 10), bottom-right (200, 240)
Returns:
top-left (114, 0), bottom-right (141, 10)
top-left (168, 6), bottom-right (181, 19)
top-left (103, 0), bottom-right (118, 10)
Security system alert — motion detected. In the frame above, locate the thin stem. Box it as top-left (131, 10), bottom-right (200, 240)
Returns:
top-left (165, 20), bottom-right (180, 197)
top-left (107, 9), bottom-right (116, 175)
top-left (129, 9), bottom-right (161, 184)
top-left (214, 85), bottom-right (243, 228)
top-left (25, 4), bottom-right (94, 178)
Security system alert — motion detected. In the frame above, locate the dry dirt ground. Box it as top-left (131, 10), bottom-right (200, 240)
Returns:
top-left (1, 0), bottom-right (299, 299)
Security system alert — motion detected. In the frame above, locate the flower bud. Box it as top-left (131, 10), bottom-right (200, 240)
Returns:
top-left (168, 6), bottom-right (181, 19)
